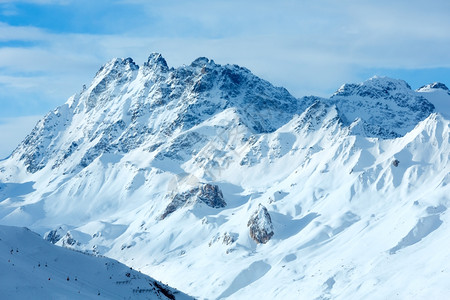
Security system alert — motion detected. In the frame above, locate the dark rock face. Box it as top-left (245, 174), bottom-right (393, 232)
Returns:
top-left (61, 232), bottom-right (79, 247)
top-left (222, 232), bottom-right (237, 245)
top-left (161, 183), bottom-right (226, 219)
top-left (330, 77), bottom-right (435, 138)
top-left (196, 184), bottom-right (226, 208)
top-left (10, 53), bottom-right (438, 177)
top-left (44, 226), bottom-right (68, 244)
top-left (16, 106), bottom-right (73, 173)
top-left (333, 78), bottom-right (412, 98)
top-left (13, 53), bottom-right (306, 174)
top-left (247, 204), bottom-right (274, 244)
top-left (44, 229), bottom-right (62, 244)
top-left (145, 53), bottom-right (169, 72)
top-left (429, 82), bottom-right (449, 91)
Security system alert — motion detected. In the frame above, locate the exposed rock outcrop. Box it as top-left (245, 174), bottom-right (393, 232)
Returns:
top-left (44, 226), bottom-right (67, 244)
top-left (44, 229), bottom-right (62, 244)
top-left (247, 204), bottom-right (274, 244)
top-left (59, 232), bottom-right (80, 247)
top-left (161, 183), bottom-right (226, 219)
top-left (392, 159), bottom-right (400, 167)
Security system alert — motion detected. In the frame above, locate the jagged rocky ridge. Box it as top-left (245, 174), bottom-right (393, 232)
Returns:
top-left (13, 53), bottom-right (306, 174)
top-left (9, 54), bottom-right (437, 174)
top-left (0, 53), bottom-right (449, 299)
top-left (161, 183), bottom-right (225, 219)
top-left (330, 77), bottom-right (435, 138)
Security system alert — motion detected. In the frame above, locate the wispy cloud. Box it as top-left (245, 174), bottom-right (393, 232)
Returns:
top-left (0, 0), bottom-right (449, 155)
top-left (0, 0), bottom-right (449, 115)
top-left (0, 115), bottom-right (41, 159)
top-left (0, 0), bottom-right (69, 4)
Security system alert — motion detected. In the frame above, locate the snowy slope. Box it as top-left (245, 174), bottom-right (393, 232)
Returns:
top-left (416, 82), bottom-right (450, 118)
top-left (0, 53), bottom-right (449, 299)
top-left (0, 225), bottom-right (192, 299)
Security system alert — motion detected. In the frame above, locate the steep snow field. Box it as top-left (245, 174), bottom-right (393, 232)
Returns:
top-left (0, 53), bottom-right (449, 299)
top-left (0, 225), bottom-right (192, 299)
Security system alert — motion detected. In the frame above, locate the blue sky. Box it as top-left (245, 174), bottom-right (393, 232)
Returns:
top-left (0, 0), bottom-right (450, 157)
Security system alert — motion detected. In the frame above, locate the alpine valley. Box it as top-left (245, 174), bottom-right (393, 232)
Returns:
top-left (1, 53), bottom-right (449, 299)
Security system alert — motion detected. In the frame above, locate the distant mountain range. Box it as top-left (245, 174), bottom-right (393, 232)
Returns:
top-left (1, 53), bottom-right (449, 299)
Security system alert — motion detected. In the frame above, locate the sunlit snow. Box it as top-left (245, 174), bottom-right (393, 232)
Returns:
top-left (0, 54), bottom-right (449, 299)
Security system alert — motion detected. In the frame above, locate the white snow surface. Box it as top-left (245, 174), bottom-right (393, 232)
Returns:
top-left (0, 225), bottom-right (192, 299)
top-left (417, 82), bottom-right (450, 118)
top-left (0, 53), bottom-right (449, 299)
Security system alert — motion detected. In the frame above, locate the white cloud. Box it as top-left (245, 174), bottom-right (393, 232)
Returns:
top-left (0, 0), bottom-right (69, 4)
top-left (0, 22), bottom-right (48, 41)
top-left (0, 0), bottom-right (449, 154)
top-left (0, 0), bottom-right (449, 104)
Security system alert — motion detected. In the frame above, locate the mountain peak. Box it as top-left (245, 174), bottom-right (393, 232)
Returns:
top-left (365, 75), bottom-right (411, 89)
top-left (144, 52), bottom-right (169, 72)
top-left (417, 82), bottom-right (449, 92)
top-left (1, 52), bottom-right (449, 300)
top-left (329, 76), bottom-right (434, 138)
top-left (95, 57), bottom-right (139, 77)
top-left (333, 76), bottom-right (411, 98)
top-left (190, 57), bottom-right (215, 68)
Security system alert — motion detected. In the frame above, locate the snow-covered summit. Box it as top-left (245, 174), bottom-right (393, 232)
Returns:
top-left (7, 53), bottom-right (308, 174)
top-left (329, 76), bottom-right (435, 138)
top-left (0, 53), bottom-right (449, 299)
top-left (8, 55), bottom-right (440, 177)
top-left (417, 82), bottom-right (449, 92)
top-left (190, 56), bottom-right (213, 68)
top-left (145, 52), bottom-right (169, 70)
top-left (416, 82), bottom-right (450, 118)
top-left (333, 76), bottom-right (412, 98)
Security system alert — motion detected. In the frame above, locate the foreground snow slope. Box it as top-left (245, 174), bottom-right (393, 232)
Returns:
top-left (0, 53), bottom-right (449, 299)
top-left (0, 225), bottom-right (192, 299)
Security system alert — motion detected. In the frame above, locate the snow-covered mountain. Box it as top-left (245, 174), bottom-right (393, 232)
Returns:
top-left (0, 225), bottom-right (192, 299)
top-left (416, 82), bottom-right (450, 118)
top-left (0, 53), bottom-right (449, 299)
